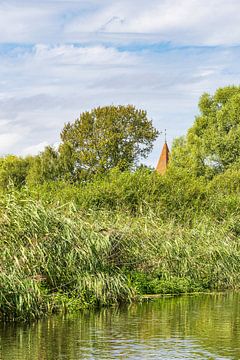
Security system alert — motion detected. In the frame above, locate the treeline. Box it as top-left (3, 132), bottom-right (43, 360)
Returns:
top-left (0, 105), bottom-right (158, 188)
top-left (1, 87), bottom-right (240, 321)
top-left (1, 87), bottom-right (240, 189)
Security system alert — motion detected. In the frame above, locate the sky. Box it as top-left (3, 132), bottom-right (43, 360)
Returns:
top-left (0, 0), bottom-right (240, 166)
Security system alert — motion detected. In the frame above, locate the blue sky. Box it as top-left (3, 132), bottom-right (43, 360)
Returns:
top-left (0, 0), bottom-right (240, 166)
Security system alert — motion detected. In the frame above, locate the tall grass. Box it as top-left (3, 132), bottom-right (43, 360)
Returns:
top-left (0, 194), bottom-right (132, 320)
top-left (0, 188), bottom-right (239, 321)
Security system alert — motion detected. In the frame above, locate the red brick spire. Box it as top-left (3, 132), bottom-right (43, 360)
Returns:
top-left (156, 141), bottom-right (170, 175)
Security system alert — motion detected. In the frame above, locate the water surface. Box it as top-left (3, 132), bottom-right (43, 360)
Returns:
top-left (0, 293), bottom-right (239, 359)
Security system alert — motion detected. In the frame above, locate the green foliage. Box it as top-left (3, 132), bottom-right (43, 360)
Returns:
top-left (26, 143), bottom-right (81, 186)
top-left (130, 273), bottom-right (204, 294)
top-left (25, 167), bottom-right (164, 212)
top-left (48, 290), bottom-right (97, 313)
top-left (170, 86), bottom-right (240, 177)
top-left (0, 90), bottom-right (240, 321)
top-left (26, 146), bottom-right (61, 185)
top-left (26, 167), bottom-right (207, 222)
top-left (60, 105), bottom-right (159, 177)
top-left (0, 155), bottom-right (30, 188)
top-left (0, 191), bottom-right (240, 321)
top-left (0, 193), bottom-right (134, 320)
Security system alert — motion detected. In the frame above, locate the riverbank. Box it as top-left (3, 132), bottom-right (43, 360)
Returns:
top-left (0, 87), bottom-right (240, 321)
top-left (0, 183), bottom-right (240, 321)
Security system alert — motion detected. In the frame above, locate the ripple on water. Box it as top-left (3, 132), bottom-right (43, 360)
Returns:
top-left (0, 293), bottom-right (239, 360)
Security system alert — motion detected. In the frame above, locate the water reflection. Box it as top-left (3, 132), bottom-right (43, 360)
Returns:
top-left (0, 293), bottom-right (239, 359)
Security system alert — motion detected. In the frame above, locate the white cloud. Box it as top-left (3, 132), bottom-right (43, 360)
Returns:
top-left (0, 2), bottom-right (57, 42)
top-left (21, 141), bottom-right (49, 156)
top-left (0, 42), bottom-right (239, 164)
top-left (0, 133), bottom-right (23, 153)
top-left (33, 44), bottom-right (136, 66)
top-left (64, 0), bottom-right (240, 46)
top-left (0, 1), bottom-right (240, 165)
top-left (0, 0), bottom-right (240, 45)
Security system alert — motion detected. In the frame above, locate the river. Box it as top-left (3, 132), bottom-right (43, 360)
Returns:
top-left (0, 293), bottom-right (239, 359)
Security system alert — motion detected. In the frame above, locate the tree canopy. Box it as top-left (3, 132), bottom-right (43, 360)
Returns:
top-left (60, 105), bottom-right (159, 177)
top-left (1, 87), bottom-right (240, 189)
top-left (170, 86), bottom-right (240, 177)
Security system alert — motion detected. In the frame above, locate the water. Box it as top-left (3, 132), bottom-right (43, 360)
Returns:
top-left (0, 293), bottom-right (239, 359)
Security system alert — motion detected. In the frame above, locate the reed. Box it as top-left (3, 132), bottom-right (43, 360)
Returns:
top-left (0, 190), bottom-right (239, 321)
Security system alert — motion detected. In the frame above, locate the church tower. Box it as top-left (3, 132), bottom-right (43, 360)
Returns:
top-left (156, 140), bottom-right (170, 175)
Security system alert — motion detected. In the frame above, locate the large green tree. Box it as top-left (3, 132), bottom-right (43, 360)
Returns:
top-left (60, 105), bottom-right (159, 177)
top-left (170, 86), bottom-right (240, 177)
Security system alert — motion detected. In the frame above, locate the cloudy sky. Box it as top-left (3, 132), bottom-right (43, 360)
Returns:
top-left (0, 0), bottom-right (240, 165)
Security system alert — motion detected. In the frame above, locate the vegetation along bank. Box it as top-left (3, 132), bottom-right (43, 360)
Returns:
top-left (0, 86), bottom-right (240, 321)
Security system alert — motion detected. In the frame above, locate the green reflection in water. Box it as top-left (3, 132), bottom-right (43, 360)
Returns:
top-left (0, 293), bottom-right (239, 359)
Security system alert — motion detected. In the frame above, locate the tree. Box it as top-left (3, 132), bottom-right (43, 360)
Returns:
top-left (60, 105), bottom-right (159, 178)
top-left (0, 155), bottom-right (30, 189)
top-left (27, 143), bottom-right (80, 185)
top-left (170, 86), bottom-right (240, 178)
top-left (26, 146), bottom-right (61, 185)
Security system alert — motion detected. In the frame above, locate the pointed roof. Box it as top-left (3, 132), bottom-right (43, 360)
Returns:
top-left (156, 142), bottom-right (170, 175)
